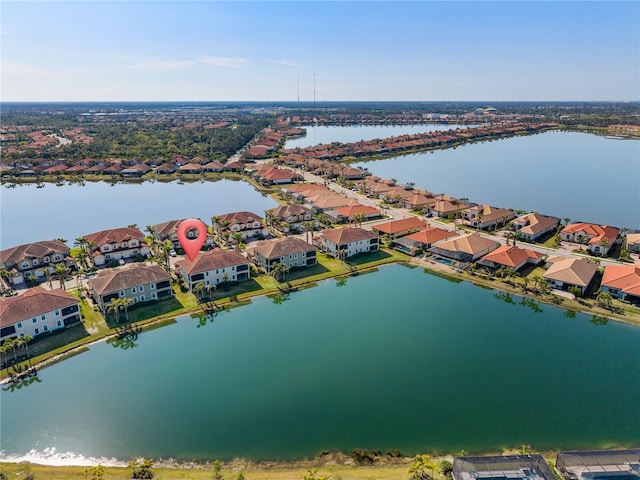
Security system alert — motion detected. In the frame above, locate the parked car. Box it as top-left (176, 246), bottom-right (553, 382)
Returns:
top-left (169, 249), bottom-right (177, 257)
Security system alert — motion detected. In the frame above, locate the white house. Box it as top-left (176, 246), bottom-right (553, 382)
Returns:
top-left (316, 227), bottom-right (379, 258)
top-left (175, 249), bottom-right (250, 290)
top-left (85, 227), bottom-right (150, 266)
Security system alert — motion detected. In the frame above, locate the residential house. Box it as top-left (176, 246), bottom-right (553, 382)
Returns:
top-left (246, 237), bottom-right (317, 273)
top-left (543, 256), bottom-right (598, 294)
top-left (156, 163), bottom-right (177, 174)
top-left (212, 211), bottom-right (269, 241)
top-left (280, 183), bottom-right (329, 200)
top-left (0, 288), bottom-right (81, 341)
top-left (560, 223), bottom-right (620, 256)
top-left (152, 219), bottom-right (213, 249)
top-left (223, 160), bottom-right (244, 172)
top-left (178, 163), bottom-right (202, 174)
top-left (202, 161), bottom-right (224, 173)
top-left (175, 249), bottom-right (250, 290)
top-left (428, 233), bottom-right (500, 262)
top-left (392, 226), bottom-right (457, 255)
top-left (331, 204), bottom-right (381, 224)
top-left (0, 240), bottom-right (76, 285)
top-left (463, 205), bottom-right (515, 230)
top-left (316, 227), bottom-right (379, 258)
top-left (305, 193), bottom-right (359, 213)
top-left (477, 244), bottom-right (545, 271)
top-left (511, 213), bottom-right (560, 241)
top-left (600, 265), bottom-right (640, 304)
top-left (253, 167), bottom-right (302, 185)
top-left (84, 227), bottom-right (150, 266)
top-left (430, 195), bottom-right (468, 218)
top-left (265, 205), bottom-right (314, 233)
top-left (625, 232), bottom-right (640, 254)
top-left (120, 164), bottom-right (151, 177)
top-left (88, 263), bottom-right (172, 314)
top-left (371, 217), bottom-right (426, 239)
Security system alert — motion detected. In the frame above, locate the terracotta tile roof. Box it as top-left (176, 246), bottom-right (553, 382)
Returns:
top-left (479, 244), bottom-right (544, 268)
top-left (1, 240), bottom-right (69, 265)
top-left (627, 233), bottom-right (640, 247)
top-left (266, 205), bottom-right (312, 219)
top-left (561, 223), bottom-right (620, 246)
top-left (372, 217), bottom-right (425, 235)
top-left (179, 163), bottom-right (202, 171)
top-left (84, 227), bottom-right (146, 247)
top-left (175, 248), bottom-right (248, 275)
top-left (543, 257), bottom-right (598, 287)
top-left (218, 211), bottom-right (264, 225)
top-left (405, 227), bottom-right (457, 245)
top-left (320, 227), bottom-right (377, 244)
top-left (0, 288), bottom-right (79, 328)
top-left (246, 237), bottom-right (315, 260)
top-left (434, 233), bottom-right (500, 255)
top-left (88, 264), bottom-right (170, 295)
top-left (601, 265), bottom-right (640, 296)
top-left (333, 205), bottom-right (380, 217)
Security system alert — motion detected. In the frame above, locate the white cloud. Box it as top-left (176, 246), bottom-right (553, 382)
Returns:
top-left (270, 59), bottom-right (303, 67)
top-left (1, 61), bottom-right (48, 76)
top-left (200, 56), bottom-right (249, 68)
top-left (121, 59), bottom-right (196, 71)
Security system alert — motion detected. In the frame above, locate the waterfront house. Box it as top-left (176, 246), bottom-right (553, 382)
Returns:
top-left (462, 204), bottom-right (516, 230)
top-left (428, 233), bottom-right (500, 262)
top-left (212, 211), bottom-right (269, 241)
top-left (178, 163), bottom-right (202, 174)
top-left (152, 219), bottom-right (213, 249)
top-left (88, 263), bottom-right (172, 314)
top-left (202, 160), bottom-right (224, 173)
top-left (331, 204), bottom-right (381, 224)
top-left (392, 226), bottom-right (458, 255)
top-left (511, 212), bottom-right (560, 241)
top-left (120, 164), bottom-right (151, 178)
top-left (316, 227), bottom-right (379, 258)
top-left (0, 240), bottom-right (76, 286)
top-left (477, 244), bottom-right (544, 271)
top-left (175, 249), bottom-right (250, 290)
top-left (625, 232), bottom-right (640, 254)
top-left (84, 227), bottom-right (150, 266)
top-left (264, 205), bottom-right (314, 233)
top-left (453, 455), bottom-right (556, 480)
top-left (555, 449), bottom-right (640, 480)
top-left (543, 256), bottom-right (598, 294)
top-left (0, 287), bottom-right (81, 341)
top-left (223, 160), bottom-right (244, 172)
top-left (430, 195), bottom-right (468, 218)
top-left (371, 217), bottom-right (426, 239)
top-left (560, 223), bottom-right (620, 256)
top-left (156, 163), bottom-right (177, 174)
top-left (600, 265), bottom-right (640, 304)
top-left (246, 237), bottom-right (317, 274)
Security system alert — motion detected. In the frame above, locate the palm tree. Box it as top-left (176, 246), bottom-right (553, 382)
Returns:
top-left (120, 297), bottom-right (133, 323)
top-left (38, 267), bottom-right (54, 289)
top-left (53, 262), bottom-right (70, 290)
top-left (562, 217), bottom-right (571, 227)
top-left (352, 213), bottom-right (366, 228)
top-left (193, 282), bottom-right (205, 303)
top-left (231, 232), bottom-right (245, 253)
top-left (106, 298), bottom-right (122, 323)
top-left (0, 268), bottom-right (14, 291)
top-left (16, 335), bottom-right (33, 365)
top-left (303, 221), bottom-right (316, 244)
top-left (596, 289), bottom-right (613, 309)
top-left (3, 338), bottom-right (18, 363)
top-left (599, 237), bottom-right (609, 255)
top-left (576, 234), bottom-right (587, 250)
top-left (271, 262), bottom-right (290, 282)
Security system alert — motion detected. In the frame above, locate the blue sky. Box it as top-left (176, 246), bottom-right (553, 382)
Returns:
top-left (1, 1), bottom-right (638, 101)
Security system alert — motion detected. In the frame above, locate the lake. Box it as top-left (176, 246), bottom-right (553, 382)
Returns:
top-left (0, 179), bottom-right (278, 249)
top-left (1, 265), bottom-right (638, 463)
top-left (351, 130), bottom-right (640, 229)
top-left (284, 124), bottom-right (475, 149)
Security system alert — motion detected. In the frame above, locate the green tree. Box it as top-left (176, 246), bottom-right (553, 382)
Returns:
top-left (575, 234), bottom-right (587, 250)
top-left (106, 298), bottom-right (122, 323)
top-left (271, 262), bottom-right (290, 282)
top-left (129, 457), bottom-right (154, 479)
top-left (38, 267), bottom-right (54, 289)
top-left (54, 262), bottom-right (71, 290)
top-left (303, 221), bottom-right (316, 243)
top-left (596, 289), bottom-right (613, 309)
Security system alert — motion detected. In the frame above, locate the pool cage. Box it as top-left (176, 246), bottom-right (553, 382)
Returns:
top-left (453, 455), bottom-right (556, 480)
top-left (555, 450), bottom-right (640, 480)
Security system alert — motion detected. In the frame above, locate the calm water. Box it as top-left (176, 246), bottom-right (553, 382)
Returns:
top-left (2, 265), bottom-right (638, 462)
top-left (284, 124), bottom-right (474, 149)
top-left (0, 179), bottom-right (278, 249)
top-left (352, 131), bottom-right (640, 229)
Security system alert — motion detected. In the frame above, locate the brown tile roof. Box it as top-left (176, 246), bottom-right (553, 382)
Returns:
top-left (179, 163), bottom-right (202, 171)
top-left (372, 217), bottom-right (425, 235)
top-left (84, 227), bottom-right (146, 247)
top-left (1, 240), bottom-right (69, 265)
top-left (601, 265), bottom-right (640, 296)
top-left (247, 237), bottom-right (315, 260)
top-left (0, 288), bottom-right (79, 328)
top-left (176, 248), bottom-right (248, 275)
top-left (405, 227), bottom-right (457, 245)
top-left (266, 205), bottom-right (312, 219)
top-left (435, 233), bottom-right (500, 255)
top-left (627, 233), bottom-right (640, 247)
top-left (218, 211), bottom-right (264, 225)
top-left (309, 196), bottom-right (359, 210)
top-left (543, 257), bottom-right (598, 287)
top-left (465, 205), bottom-right (515, 223)
top-left (282, 184), bottom-right (329, 194)
top-left (513, 213), bottom-right (560, 236)
top-left (479, 244), bottom-right (544, 268)
top-left (88, 264), bottom-right (170, 295)
top-left (320, 227), bottom-right (377, 244)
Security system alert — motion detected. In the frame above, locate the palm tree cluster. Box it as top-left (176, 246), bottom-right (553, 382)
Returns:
top-left (144, 226), bottom-right (173, 273)
top-left (106, 297), bottom-right (133, 323)
top-left (409, 454), bottom-right (439, 480)
top-left (0, 335), bottom-right (33, 368)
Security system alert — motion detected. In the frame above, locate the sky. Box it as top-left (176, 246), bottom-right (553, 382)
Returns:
top-left (1, 1), bottom-right (639, 102)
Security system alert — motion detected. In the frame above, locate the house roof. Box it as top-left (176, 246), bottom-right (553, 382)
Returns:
top-left (175, 248), bottom-right (248, 275)
top-left (1, 240), bottom-right (69, 265)
top-left (405, 227), bottom-right (457, 245)
top-left (479, 244), bottom-right (544, 268)
top-left (85, 227), bottom-right (146, 247)
top-left (266, 205), bottom-right (312, 219)
top-left (543, 257), bottom-right (598, 287)
top-left (601, 265), bottom-right (640, 296)
top-left (247, 237), bottom-right (315, 260)
top-left (0, 288), bottom-right (79, 328)
top-left (333, 204), bottom-right (380, 217)
top-left (282, 184), bottom-right (329, 194)
top-left (434, 233), bottom-right (500, 255)
top-left (217, 211), bottom-right (264, 225)
top-left (465, 204), bottom-right (515, 223)
top-left (514, 213), bottom-right (560, 236)
top-left (320, 227), bottom-right (377, 244)
top-left (88, 264), bottom-right (170, 295)
top-left (308, 196), bottom-right (358, 210)
top-left (179, 163), bottom-right (202, 171)
top-left (372, 217), bottom-right (425, 235)
top-left (561, 223), bottom-right (620, 246)
top-left (627, 233), bottom-right (640, 247)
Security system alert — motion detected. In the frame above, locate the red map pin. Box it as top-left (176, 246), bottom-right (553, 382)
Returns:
top-left (177, 218), bottom-right (207, 261)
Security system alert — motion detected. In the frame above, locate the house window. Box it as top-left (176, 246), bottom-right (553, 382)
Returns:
top-left (44, 256), bottom-right (50, 262)
top-left (55, 310), bottom-right (60, 316)
top-left (119, 290), bottom-right (125, 297)
top-left (53, 255), bottom-right (61, 261)
top-left (205, 272), bottom-right (209, 277)
top-left (32, 318), bottom-right (37, 324)
top-left (34, 328), bottom-right (39, 335)
top-left (150, 283), bottom-right (155, 289)
top-left (131, 287), bottom-right (137, 293)
top-left (57, 321), bottom-right (62, 327)
top-left (152, 292), bottom-right (157, 299)
top-left (122, 242), bottom-right (128, 248)
top-left (43, 325), bottom-right (48, 332)
top-left (140, 295), bottom-right (145, 301)
top-left (33, 259), bottom-right (39, 266)
top-left (106, 254), bottom-right (111, 259)
top-left (17, 322), bottom-right (22, 329)
top-left (133, 297), bottom-right (138, 303)
top-left (41, 314), bottom-right (46, 321)
top-left (139, 285), bottom-right (144, 291)
top-left (22, 262), bottom-right (30, 269)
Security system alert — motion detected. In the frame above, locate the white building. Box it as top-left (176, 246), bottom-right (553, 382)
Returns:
top-left (316, 227), bottom-right (379, 258)
top-left (175, 249), bottom-right (250, 290)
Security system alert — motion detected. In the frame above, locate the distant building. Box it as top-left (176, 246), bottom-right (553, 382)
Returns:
top-left (555, 449), bottom-right (640, 480)
top-left (453, 455), bottom-right (556, 480)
